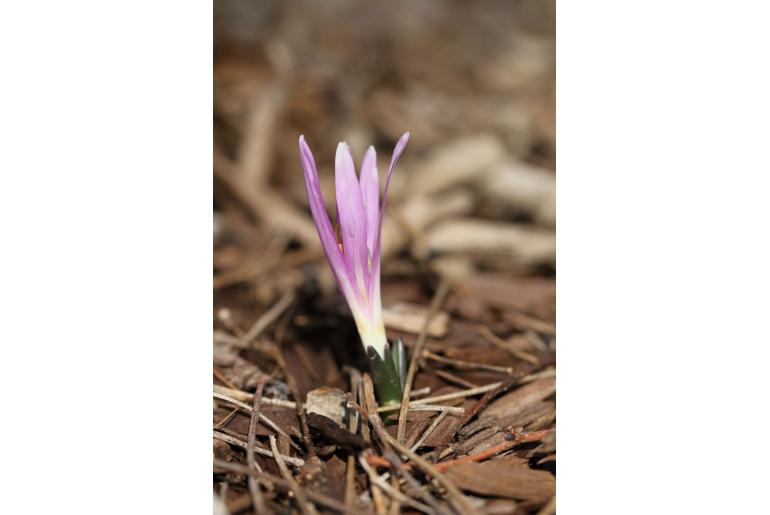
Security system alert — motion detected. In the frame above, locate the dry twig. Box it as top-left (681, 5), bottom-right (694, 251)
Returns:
top-left (269, 435), bottom-right (318, 515)
top-left (213, 391), bottom-right (302, 452)
top-left (423, 350), bottom-right (515, 375)
top-left (344, 368), bottom-right (362, 511)
top-left (271, 344), bottom-right (316, 456)
top-left (241, 289), bottom-right (296, 345)
top-left (359, 454), bottom-right (435, 514)
top-left (213, 384), bottom-right (296, 409)
top-left (433, 369), bottom-right (478, 388)
top-left (409, 410), bottom-right (449, 453)
top-left (478, 325), bottom-right (539, 365)
top-left (246, 375), bottom-right (267, 513)
top-left (381, 431), bottom-right (480, 515)
top-left (396, 280), bottom-right (452, 443)
top-left (213, 430), bottom-right (304, 467)
top-left (432, 429), bottom-right (553, 472)
top-left (379, 381), bottom-right (504, 413)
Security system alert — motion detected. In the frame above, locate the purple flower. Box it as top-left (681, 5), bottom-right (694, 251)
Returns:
top-left (299, 132), bottom-right (409, 359)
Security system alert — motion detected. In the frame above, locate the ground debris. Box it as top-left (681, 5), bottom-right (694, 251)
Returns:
top-left (382, 302), bottom-right (450, 337)
top-left (213, 1), bottom-right (555, 511)
top-left (306, 413), bottom-right (369, 451)
top-left (444, 455), bottom-right (555, 503)
top-left (484, 378), bottom-right (556, 419)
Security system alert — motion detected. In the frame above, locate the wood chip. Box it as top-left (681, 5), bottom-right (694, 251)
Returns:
top-left (459, 274), bottom-right (555, 316)
top-left (444, 456), bottom-right (555, 502)
top-left (484, 378), bottom-right (556, 419)
top-left (417, 219), bottom-right (555, 268)
top-left (423, 399), bottom-right (474, 447)
top-left (306, 413), bottom-right (370, 451)
top-left (499, 400), bottom-right (556, 431)
top-left (382, 302), bottom-right (450, 337)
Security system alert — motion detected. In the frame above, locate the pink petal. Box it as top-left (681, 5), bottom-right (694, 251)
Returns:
top-left (335, 142), bottom-right (371, 306)
top-left (359, 146), bottom-right (379, 256)
top-left (369, 132), bottom-right (409, 283)
top-left (298, 136), bottom-right (358, 303)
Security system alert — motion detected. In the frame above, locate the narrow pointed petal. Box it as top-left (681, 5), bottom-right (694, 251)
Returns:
top-left (298, 136), bottom-right (360, 308)
top-left (369, 132), bottom-right (409, 303)
top-left (359, 146), bottom-right (379, 255)
top-left (335, 142), bottom-right (370, 307)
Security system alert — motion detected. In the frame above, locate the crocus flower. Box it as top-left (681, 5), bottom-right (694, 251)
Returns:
top-left (299, 132), bottom-right (409, 404)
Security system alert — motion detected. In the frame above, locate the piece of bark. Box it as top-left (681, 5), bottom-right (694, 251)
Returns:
top-left (306, 413), bottom-right (370, 451)
top-left (484, 378), bottom-right (556, 419)
top-left (423, 400), bottom-right (475, 447)
top-left (481, 160), bottom-right (555, 227)
top-left (499, 400), bottom-right (555, 431)
top-left (466, 430), bottom-right (508, 456)
top-left (454, 426), bottom-right (502, 454)
top-left (444, 456), bottom-right (555, 502)
top-left (382, 302), bottom-right (450, 337)
top-left (402, 411), bottom-right (438, 449)
top-left (416, 219), bottom-right (555, 268)
top-left (410, 135), bottom-right (505, 195)
top-left (539, 431), bottom-right (556, 454)
top-left (458, 274), bottom-right (555, 316)
top-left (458, 415), bottom-right (497, 438)
top-left (297, 455), bottom-right (348, 505)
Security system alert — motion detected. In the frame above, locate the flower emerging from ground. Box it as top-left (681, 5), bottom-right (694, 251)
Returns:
top-left (299, 132), bottom-right (409, 404)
